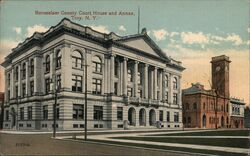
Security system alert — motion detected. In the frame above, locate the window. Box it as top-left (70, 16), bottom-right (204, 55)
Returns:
top-left (7, 90), bottom-right (10, 101)
top-left (22, 63), bottom-right (26, 79)
top-left (186, 103), bottom-right (190, 110)
top-left (30, 59), bottom-right (34, 76)
top-left (193, 103), bottom-right (197, 110)
top-left (114, 82), bottom-right (118, 95)
top-left (7, 73), bottom-right (10, 86)
top-left (173, 93), bottom-right (178, 104)
top-left (15, 86), bottom-right (18, 98)
top-left (22, 83), bottom-right (26, 97)
top-left (159, 110), bottom-right (163, 122)
top-left (45, 55), bottom-right (50, 72)
top-left (138, 72), bottom-right (142, 85)
top-left (56, 74), bottom-right (61, 91)
top-left (20, 107), bottom-right (24, 120)
top-left (94, 106), bottom-right (103, 120)
top-left (92, 78), bottom-right (102, 94)
top-left (43, 105), bottom-right (48, 119)
top-left (117, 107), bottom-right (123, 120)
top-left (73, 104), bottom-right (84, 120)
top-left (165, 75), bottom-right (168, 87)
top-left (93, 56), bottom-right (102, 73)
top-left (56, 104), bottom-right (60, 119)
top-left (72, 75), bottom-right (82, 92)
top-left (28, 106), bottom-right (32, 120)
top-left (30, 81), bottom-right (34, 96)
top-left (165, 91), bottom-right (168, 102)
top-left (166, 111), bottom-right (170, 122)
top-left (203, 103), bottom-right (206, 110)
top-left (114, 59), bottom-right (119, 77)
top-left (128, 69), bottom-right (132, 82)
top-left (188, 117), bottom-right (191, 123)
top-left (15, 66), bottom-right (19, 81)
top-left (174, 112), bottom-right (179, 122)
top-left (5, 110), bottom-right (9, 120)
top-left (138, 89), bottom-right (142, 98)
top-left (127, 87), bottom-right (133, 97)
top-left (72, 51), bottom-right (83, 68)
top-left (56, 50), bottom-right (62, 68)
top-left (173, 77), bottom-right (177, 89)
top-left (45, 78), bottom-right (50, 94)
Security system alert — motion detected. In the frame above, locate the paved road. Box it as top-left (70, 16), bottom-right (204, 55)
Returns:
top-left (0, 133), bottom-right (191, 156)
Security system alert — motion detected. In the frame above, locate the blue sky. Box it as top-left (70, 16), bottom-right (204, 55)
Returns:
top-left (0, 0), bottom-right (249, 105)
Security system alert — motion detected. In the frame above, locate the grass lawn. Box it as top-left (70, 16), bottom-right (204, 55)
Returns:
top-left (113, 137), bottom-right (250, 149)
top-left (152, 130), bottom-right (250, 136)
top-left (81, 139), bottom-right (247, 156)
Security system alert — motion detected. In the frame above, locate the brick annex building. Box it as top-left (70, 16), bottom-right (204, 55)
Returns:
top-left (1, 18), bottom-right (184, 131)
top-left (182, 55), bottom-right (231, 129)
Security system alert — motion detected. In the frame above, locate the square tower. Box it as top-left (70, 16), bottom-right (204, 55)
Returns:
top-left (211, 55), bottom-right (231, 98)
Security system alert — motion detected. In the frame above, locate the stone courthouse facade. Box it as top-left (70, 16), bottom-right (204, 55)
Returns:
top-left (1, 18), bottom-right (184, 130)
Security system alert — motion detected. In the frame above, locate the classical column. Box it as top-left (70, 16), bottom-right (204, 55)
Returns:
top-left (178, 76), bottom-right (182, 106)
top-left (143, 64), bottom-right (148, 99)
top-left (61, 44), bottom-right (71, 91)
top-left (154, 67), bottom-right (158, 100)
top-left (110, 54), bottom-right (115, 94)
top-left (18, 64), bottom-right (21, 97)
top-left (133, 61), bottom-right (138, 97)
top-left (119, 60), bottom-right (123, 95)
top-left (159, 70), bottom-right (163, 101)
top-left (4, 71), bottom-right (8, 101)
top-left (10, 68), bottom-right (14, 99)
top-left (25, 61), bottom-right (29, 96)
top-left (85, 49), bottom-right (92, 93)
top-left (162, 70), bottom-right (166, 102)
top-left (104, 55), bottom-right (109, 94)
top-left (123, 58), bottom-right (128, 96)
top-left (150, 69), bottom-right (154, 99)
top-left (169, 73), bottom-right (173, 104)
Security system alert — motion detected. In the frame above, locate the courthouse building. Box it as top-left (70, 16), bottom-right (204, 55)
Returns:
top-left (182, 55), bottom-right (230, 129)
top-left (1, 18), bottom-right (184, 130)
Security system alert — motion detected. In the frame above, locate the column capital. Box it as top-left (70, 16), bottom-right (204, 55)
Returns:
top-left (134, 60), bottom-right (139, 64)
top-left (144, 64), bottom-right (149, 67)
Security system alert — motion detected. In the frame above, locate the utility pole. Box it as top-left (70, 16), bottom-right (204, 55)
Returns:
top-left (84, 54), bottom-right (88, 141)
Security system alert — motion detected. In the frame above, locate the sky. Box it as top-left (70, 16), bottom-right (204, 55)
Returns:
top-left (0, 0), bottom-right (249, 106)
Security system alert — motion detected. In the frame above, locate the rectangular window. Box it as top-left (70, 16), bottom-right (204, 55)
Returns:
top-left (94, 106), bottom-right (103, 121)
top-left (72, 75), bottom-right (82, 92)
top-left (30, 59), bottom-right (34, 76)
top-left (43, 105), bottom-right (48, 119)
top-left (117, 107), bottom-right (123, 120)
top-left (45, 78), bottom-right (50, 94)
top-left (114, 82), bottom-right (118, 95)
top-left (30, 81), bottom-right (34, 96)
top-left (92, 78), bottom-right (102, 94)
top-left (15, 86), bottom-right (18, 98)
top-left (28, 106), bottom-right (32, 120)
top-left (165, 91), bottom-right (168, 102)
top-left (138, 89), bottom-right (142, 98)
top-left (138, 72), bottom-right (141, 85)
top-left (8, 73), bottom-right (10, 86)
top-left (128, 69), bottom-right (132, 82)
top-left (20, 107), bottom-right (24, 120)
top-left (173, 93), bottom-right (178, 104)
top-left (114, 61), bottom-right (119, 77)
top-left (6, 110), bottom-right (9, 120)
top-left (56, 104), bottom-right (60, 119)
top-left (22, 83), bottom-right (26, 97)
top-left (159, 110), bottom-right (163, 122)
top-left (22, 65), bottom-right (26, 79)
top-left (15, 66), bottom-right (19, 81)
top-left (174, 112), bottom-right (179, 122)
top-left (73, 104), bottom-right (84, 120)
top-left (7, 90), bottom-right (10, 101)
top-left (166, 111), bottom-right (170, 122)
top-left (56, 74), bottom-right (61, 91)
top-left (127, 87), bottom-right (133, 97)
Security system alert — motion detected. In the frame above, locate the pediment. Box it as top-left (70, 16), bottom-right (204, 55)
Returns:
top-left (119, 37), bottom-right (164, 58)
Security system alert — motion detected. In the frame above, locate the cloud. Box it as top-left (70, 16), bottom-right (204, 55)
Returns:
top-left (180, 32), bottom-right (209, 45)
top-left (119, 25), bottom-right (126, 32)
top-left (90, 25), bottom-right (110, 33)
top-left (152, 29), bottom-right (169, 41)
top-left (225, 33), bottom-right (243, 45)
top-left (26, 24), bottom-right (49, 37)
top-left (13, 27), bottom-right (22, 34)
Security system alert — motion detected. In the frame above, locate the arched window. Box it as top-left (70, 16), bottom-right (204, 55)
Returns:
top-left (30, 59), bottom-right (34, 76)
top-left (72, 51), bottom-right (83, 68)
top-left (22, 63), bottom-right (26, 79)
top-left (45, 55), bottom-right (50, 72)
top-left (173, 77), bottom-right (177, 89)
top-left (93, 56), bottom-right (102, 73)
top-left (56, 50), bottom-right (62, 68)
